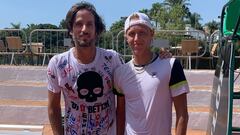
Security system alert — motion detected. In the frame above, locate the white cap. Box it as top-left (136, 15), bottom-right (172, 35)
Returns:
top-left (124, 12), bottom-right (153, 32)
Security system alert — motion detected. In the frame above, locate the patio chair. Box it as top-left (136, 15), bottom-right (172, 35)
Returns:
top-left (181, 39), bottom-right (199, 69)
top-left (6, 36), bottom-right (23, 52)
top-left (6, 36), bottom-right (24, 64)
top-left (0, 40), bottom-right (7, 52)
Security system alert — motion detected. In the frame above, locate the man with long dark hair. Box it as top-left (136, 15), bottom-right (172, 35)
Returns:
top-left (47, 2), bottom-right (124, 134)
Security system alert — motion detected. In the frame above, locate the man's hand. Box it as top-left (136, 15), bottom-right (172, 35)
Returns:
top-left (117, 96), bottom-right (125, 135)
top-left (159, 48), bottom-right (172, 59)
top-left (173, 93), bottom-right (188, 135)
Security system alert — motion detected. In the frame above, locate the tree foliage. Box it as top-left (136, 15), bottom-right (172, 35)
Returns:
top-left (166, 4), bottom-right (186, 30)
top-left (186, 12), bottom-right (203, 30)
top-left (109, 18), bottom-right (125, 54)
top-left (10, 22), bottom-right (21, 29)
top-left (139, 2), bottom-right (190, 30)
top-left (205, 20), bottom-right (220, 34)
top-left (109, 19), bottom-right (124, 37)
top-left (3, 1), bottom-right (219, 56)
top-left (59, 19), bottom-right (67, 29)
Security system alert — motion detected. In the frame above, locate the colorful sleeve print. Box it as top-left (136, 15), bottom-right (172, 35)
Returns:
top-left (47, 57), bottom-right (61, 93)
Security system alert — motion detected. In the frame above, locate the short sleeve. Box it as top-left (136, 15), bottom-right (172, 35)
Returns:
top-left (47, 56), bottom-right (61, 93)
top-left (113, 66), bottom-right (124, 96)
top-left (113, 51), bottom-right (125, 69)
top-left (169, 59), bottom-right (189, 97)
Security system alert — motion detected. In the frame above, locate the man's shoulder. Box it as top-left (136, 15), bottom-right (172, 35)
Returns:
top-left (115, 61), bottom-right (132, 73)
top-left (97, 47), bottom-right (124, 65)
top-left (114, 61), bottom-right (132, 84)
top-left (157, 57), bottom-right (179, 67)
top-left (158, 57), bottom-right (175, 63)
top-left (49, 49), bottom-right (71, 65)
top-left (98, 47), bottom-right (119, 55)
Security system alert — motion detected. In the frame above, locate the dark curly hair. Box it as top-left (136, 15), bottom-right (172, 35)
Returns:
top-left (65, 1), bottom-right (106, 37)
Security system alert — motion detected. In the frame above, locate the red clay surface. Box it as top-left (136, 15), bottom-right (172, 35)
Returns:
top-left (1, 67), bottom-right (240, 134)
top-left (42, 125), bottom-right (207, 135)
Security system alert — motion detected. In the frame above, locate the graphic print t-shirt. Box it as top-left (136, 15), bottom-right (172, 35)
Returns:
top-left (47, 47), bottom-right (123, 135)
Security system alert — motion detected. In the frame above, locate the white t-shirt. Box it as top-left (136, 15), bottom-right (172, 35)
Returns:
top-left (47, 47), bottom-right (123, 135)
top-left (114, 57), bottom-right (189, 135)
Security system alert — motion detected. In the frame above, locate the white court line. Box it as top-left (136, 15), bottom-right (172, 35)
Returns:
top-left (0, 124), bottom-right (43, 129)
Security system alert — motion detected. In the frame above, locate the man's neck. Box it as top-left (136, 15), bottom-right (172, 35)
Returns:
top-left (73, 46), bottom-right (96, 64)
top-left (133, 51), bottom-right (153, 66)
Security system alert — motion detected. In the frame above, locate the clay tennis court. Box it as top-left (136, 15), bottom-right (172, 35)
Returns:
top-left (0, 66), bottom-right (239, 134)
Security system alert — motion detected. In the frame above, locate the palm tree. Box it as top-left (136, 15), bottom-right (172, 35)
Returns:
top-left (59, 19), bottom-right (67, 29)
top-left (186, 12), bottom-right (202, 30)
top-left (205, 20), bottom-right (220, 34)
top-left (147, 3), bottom-right (166, 29)
top-left (139, 9), bottom-right (150, 16)
top-left (10, 22), bottom-right (21, 29)
top-left (163, 0), bottom-right (191, 17)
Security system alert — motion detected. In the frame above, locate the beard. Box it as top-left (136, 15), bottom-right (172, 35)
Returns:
top-left (73, 32), bottom-right (96, 47)
top-left (74, 38), bottom-right (93, 47)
